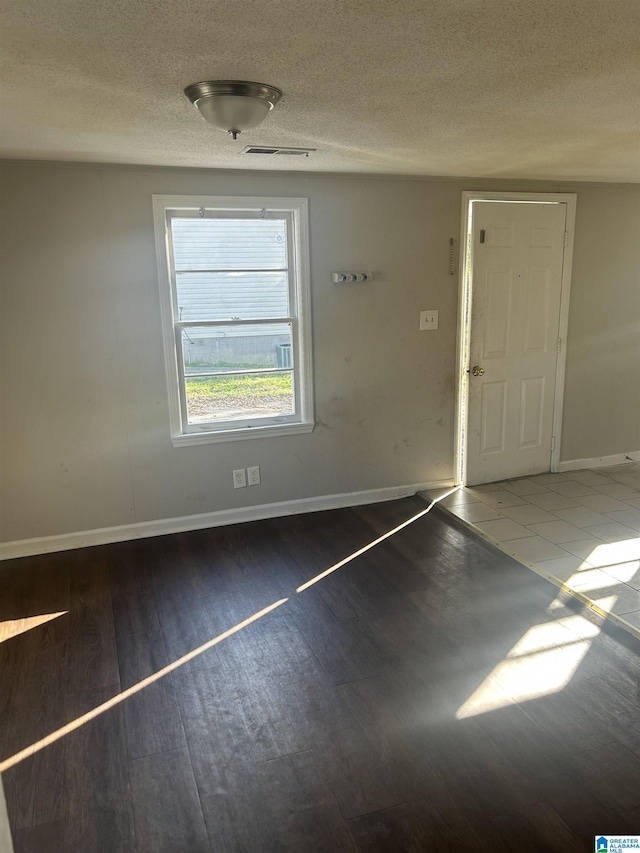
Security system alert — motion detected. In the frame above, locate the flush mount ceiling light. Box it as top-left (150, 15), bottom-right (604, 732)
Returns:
top-left (184, 80), bottom-right (283, 140)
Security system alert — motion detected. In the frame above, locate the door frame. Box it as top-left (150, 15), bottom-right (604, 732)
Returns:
top-left (454, 191), bottom-right (577, 486)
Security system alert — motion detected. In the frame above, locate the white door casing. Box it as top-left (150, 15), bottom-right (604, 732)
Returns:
top-left (464, 200), bottom-right (569, 485)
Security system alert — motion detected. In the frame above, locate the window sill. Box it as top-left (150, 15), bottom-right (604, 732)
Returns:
top-left (171, 420), bottom-right (315, 447)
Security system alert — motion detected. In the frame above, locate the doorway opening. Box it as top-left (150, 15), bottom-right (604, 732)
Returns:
top-left (454, 192), bottom-right (577, 487)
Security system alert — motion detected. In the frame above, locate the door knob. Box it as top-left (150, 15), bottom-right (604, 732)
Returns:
top-left (471, 365), bottom-right (484, 377)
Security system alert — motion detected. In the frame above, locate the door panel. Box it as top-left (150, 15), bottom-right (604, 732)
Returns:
top-left (484, 269), bottom-right (511, 357)
top-left (466, 202), bottom-right (566, 485)
top-left (480, 382), bottom-right (507, 454)
top-left (519, 376), bottom-right (545, 448)
top-left (523, 270), bottom-right (549, 353)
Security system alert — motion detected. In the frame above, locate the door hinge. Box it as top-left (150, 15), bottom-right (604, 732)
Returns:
top-left (563, 231), bottom-right (569, 248)
top-left (551, 436), bottom-right (556, 452)
top-left (557, 338), bottom-right (562, 353)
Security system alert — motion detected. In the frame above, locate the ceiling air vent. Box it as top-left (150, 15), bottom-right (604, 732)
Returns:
top-left (241, 146), bottom-right (316, 157)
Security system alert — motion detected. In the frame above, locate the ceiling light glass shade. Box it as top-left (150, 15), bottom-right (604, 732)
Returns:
top-left (184, 81), bottom-right (283, 139)
top-left (196, 94), bottom-right (271, 131)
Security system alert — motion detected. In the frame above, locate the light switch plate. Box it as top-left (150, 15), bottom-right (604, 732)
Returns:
top-left (420, 310), bottom-right (439, 330)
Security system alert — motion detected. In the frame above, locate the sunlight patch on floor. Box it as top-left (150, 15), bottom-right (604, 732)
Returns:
top-left (0, 611), bottom-right (68, 644)
top-left (455, 608), bottom-right (610, 719)
top-left (584, 538), bottom-right (640, 568)
top-left (595, 560), bottom-right (640, 585)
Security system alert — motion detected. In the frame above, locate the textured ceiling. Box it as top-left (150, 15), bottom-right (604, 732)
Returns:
top-left (1, 0), bottom-right (639, 181)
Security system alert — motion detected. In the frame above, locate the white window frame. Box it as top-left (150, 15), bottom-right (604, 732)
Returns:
top-left (152, 195), bottom-right (314, 446)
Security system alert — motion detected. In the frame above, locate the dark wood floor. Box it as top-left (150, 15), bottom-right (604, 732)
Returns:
top-left (1, 497), bottom-right (639, 852)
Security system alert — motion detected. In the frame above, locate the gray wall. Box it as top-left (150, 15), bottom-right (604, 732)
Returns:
top-left (0, 161), bottom-right (638, 543)
top-left (562, 185), bottom-right (640, 461)
top-left (0, 775), bottom-right (13, 853)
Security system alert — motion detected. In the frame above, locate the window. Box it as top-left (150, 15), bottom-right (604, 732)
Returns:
top-left (153, 196), bottom-right (314, 445)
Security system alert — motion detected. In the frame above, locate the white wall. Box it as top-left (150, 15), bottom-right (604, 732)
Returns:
top-left (0, 162), bottom-right (638, 545)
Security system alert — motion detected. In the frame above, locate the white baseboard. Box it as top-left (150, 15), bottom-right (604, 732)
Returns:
top-left (557, 450), bottom-right (640, 473)
top-left (0, 480), bottom-right (453, 562)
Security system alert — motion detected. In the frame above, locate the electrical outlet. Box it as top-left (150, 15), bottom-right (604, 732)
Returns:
top-left (419, 309), bottom-right (439, 330)
top-left (233, 468), bottom-right (247, 489)
top-left (247, 465), bottom-right (261, 486)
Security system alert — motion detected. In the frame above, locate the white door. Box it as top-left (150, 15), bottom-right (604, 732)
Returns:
top-left (465, 201), bottom-right (567, 485)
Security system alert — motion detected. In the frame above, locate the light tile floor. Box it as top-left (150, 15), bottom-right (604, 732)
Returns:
top-left (423, 462), bottom-right (640, 640)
